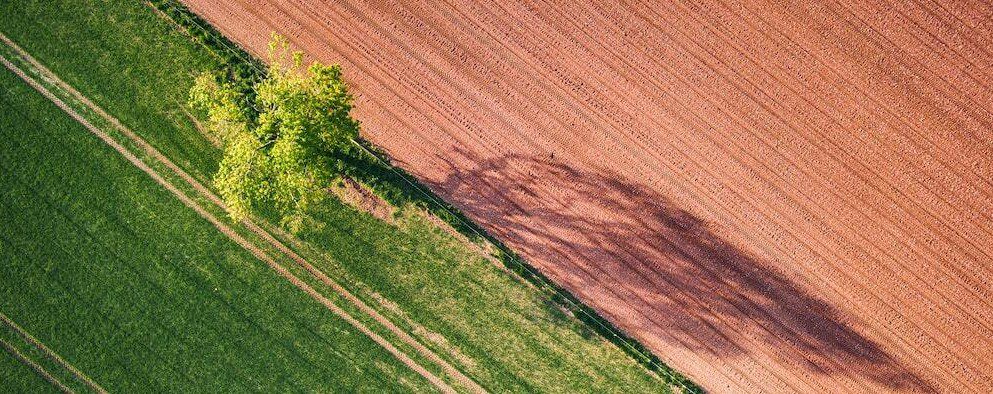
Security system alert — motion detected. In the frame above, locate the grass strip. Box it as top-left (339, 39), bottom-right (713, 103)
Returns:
top-left (146, 1), bottom-right (701, 391)
top-left (0, 58), bottom-right (433, 392)
top-left (2, 1), bottom-right (702, 391)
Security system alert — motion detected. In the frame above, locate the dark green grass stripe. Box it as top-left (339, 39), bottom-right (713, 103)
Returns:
top-left (0, 88), bottom-right (411, 393)
top-left (0, 90), bottom-right (392, 392)
top-left (4, 68), bottom-right (422, 394)
top-left (0, 83), bottom-right (307, 391)
top-left (0, 232), bottom-right (181, 393)
top-left (0, 168), bottom-right (282, 392)
top-left (0, 335), bottom-right (68, 394)
top-left (0, 310), bottom-right (106, 393)
top-left (2, 1), bottom-right (699, 392)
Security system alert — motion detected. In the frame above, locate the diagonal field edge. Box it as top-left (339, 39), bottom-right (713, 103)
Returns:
top-left (150, 4), bottom-right (695, 389)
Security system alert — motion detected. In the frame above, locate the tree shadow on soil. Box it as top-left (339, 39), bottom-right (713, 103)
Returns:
top-left (427, 148), bottom-right (934, 392)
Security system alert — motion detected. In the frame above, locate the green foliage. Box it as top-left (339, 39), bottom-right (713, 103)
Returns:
top-left (1, 1), bottom-right (700, 391)
top-left (0, 348), bottom-right (60, 394)
top-left (147, 0), bottom-right (266, 120)
top-left (190, 36), bottom-right (360, 228)
top-left (0, 68), bottom-right (431, 392)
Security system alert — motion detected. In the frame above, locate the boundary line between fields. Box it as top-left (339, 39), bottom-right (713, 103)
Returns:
top-left (148, 4), bottom-right (698, 390)
top-left (0, 311), bottom-right (105, 394)
top-left (0, 34), bottom-right (480, 394)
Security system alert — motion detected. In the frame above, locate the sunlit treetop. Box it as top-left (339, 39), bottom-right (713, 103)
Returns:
top-left (190, 34), bottom-right (360, 230)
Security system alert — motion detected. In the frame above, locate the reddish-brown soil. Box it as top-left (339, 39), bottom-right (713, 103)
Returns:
top-left (178, 0), bottom-right (993, 392)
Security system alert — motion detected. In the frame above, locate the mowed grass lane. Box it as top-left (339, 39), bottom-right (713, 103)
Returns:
top-left (1, 1), bottom-right (677, 392)
top-left (0, 68), bottom-right (433, 393)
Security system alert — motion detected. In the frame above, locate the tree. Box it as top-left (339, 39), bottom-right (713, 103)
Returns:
top-left (190, 34), bottom-right (359, 229)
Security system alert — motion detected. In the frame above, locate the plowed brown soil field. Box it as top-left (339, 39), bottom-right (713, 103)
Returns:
top-left (178, 0), bottom-right (993, 392)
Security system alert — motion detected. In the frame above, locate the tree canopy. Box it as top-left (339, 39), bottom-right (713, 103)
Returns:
top-left (190, 35), bottom-right (359, 229)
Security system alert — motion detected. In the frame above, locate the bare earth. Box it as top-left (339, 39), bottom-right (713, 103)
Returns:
top-left (179, 0), bottom-right (993, 392)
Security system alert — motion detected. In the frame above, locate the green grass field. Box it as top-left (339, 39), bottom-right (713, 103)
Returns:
top-left (0, 67), bottom-right (432, 392)
top-left (0, 346), bottom-right (60, 394)
top-left (1, 310), bottom-right (95, 393)
top-left (0, 0), bottom-right (694, 392)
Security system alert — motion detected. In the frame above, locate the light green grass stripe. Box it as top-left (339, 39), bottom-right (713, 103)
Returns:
top-left (0, 2), bottom-right (697, 392)
top-left (0, 45), bottom-right (436, 394)
top-left (0, 31), bottom-right (480, 394)
top-left (0, 34), bottom-right (464, 394)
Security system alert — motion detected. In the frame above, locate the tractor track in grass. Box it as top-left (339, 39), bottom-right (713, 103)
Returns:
top-left (0, 311), bottom-right (100, 394)
top-left (0, 32), bottom-right (484, 394)
top-left (0, 336), bottom-right (72, 394)
top-left (178, 0), bottom-right (993, 391)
